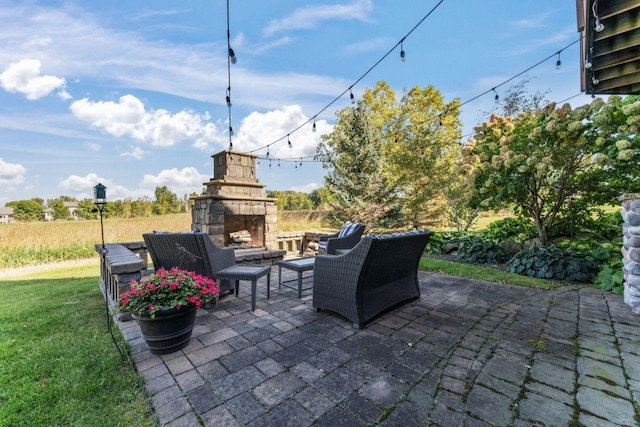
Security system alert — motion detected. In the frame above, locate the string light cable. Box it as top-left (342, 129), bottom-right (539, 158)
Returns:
top-left (226, 0), bottom-right (235, 150)
top-left (247, 0), bottom-right (447, 155)
top-left (238, 10), bottom-right (582, 165)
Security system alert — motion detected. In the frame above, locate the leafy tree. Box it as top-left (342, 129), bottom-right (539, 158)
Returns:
top-left (8, 200), bottom-right (44, 221)
top-left (462, 97), bottom-right (636, 245)
top-left (589, 95), bottom-right (640, 191)
top-left (309, 187), bottom-right (333, 209)
top-left (481, 78), bottom-right (550, 120)
top-left (76, 199), bottom-right (99, 220)
top-left (317, 96), bottom-right (402, 229)
top-left (47, 198), bottom-right (71, 220)
top-left (153, 186), bottom-right (181, 215)
top-left (383, 85), bottom-right (462, 228)
top-left (266, 191), bottom-right (313, 210)
top-left (131, 198), bottom-right (152, 217)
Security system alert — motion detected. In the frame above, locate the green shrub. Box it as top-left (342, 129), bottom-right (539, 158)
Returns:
top-left (457, 239), bottom-right (512, 265)
top-left (424, 231), bottom-right (469, 255)
top-left (591, 242), bottom-right (624, 294)
top-left (507, 246), bottom-right (599, 283)
top-left (549, 210), bottom-right (622, 241)
top-left (479, 217), bottom-right (537, 243)
top-left (593, 262), bottom-right (624, 294)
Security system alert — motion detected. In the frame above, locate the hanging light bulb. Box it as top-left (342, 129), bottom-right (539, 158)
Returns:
top-left (229, 141), bottom-right (233, 150)
top-left (299, 158), bottom-right (303, 168)
top-left (592, 75), bottom-right (599, 85)
top-left (350, 89), bottom-right (355, 104)
top-left (266, 146), bottom-right (270, 157)
top-left (288, 134), bottom-right (292, 148)
top-left (400, 42), bottom-right (406, 62)
top-left (278, 159), bottom-right (281, 167)
top-left (228, 47), bottom-right (237, 64)
top-left (555, 52), bottom-right (561, 69)
top-left (226, 95), bottom-right (232, 108)
top-left (312, 121), bottom-right (317, 132)
top-left (269, 159), bottom-right (272, 168)
top-left (585, 47), bottom-right (593, 69)
top-left (229, 126), bottom-right (234, 136)
top-left (492, 88), bottom-right (499, 102)
top-left (593, 1), bottom-right (604, 32)
top-left (594, 17), bottom-right (604, 32)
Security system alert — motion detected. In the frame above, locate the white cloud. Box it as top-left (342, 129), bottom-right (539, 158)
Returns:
top-left (0, 59), bottom-right (66, 100)
top-left (121, 146), bottom-right (145, 160)
top-left (232, 105), bottom-right (333, 159)
top-left (58, 173), bottom-right (134, 200)
top-left (57, 89), bottom-right (72, 100)
top-left (264, 0), bottom-right (373, 36)
top-left (69, 94), bottom-right (226, 147)
top-left (0, 5), bottom-right (350, 119)
top-left (140, 167), bottom-right (209, 197)
top-left (0, 158), bottom-right (27, 186)
top-left (84, 141), bottom-right (101, 151)
top-left (290, 182), bottom-right (319, 193)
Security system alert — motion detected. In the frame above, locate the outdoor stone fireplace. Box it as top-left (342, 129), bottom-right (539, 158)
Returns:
top-left (191, 150), bottom-right (278, 251)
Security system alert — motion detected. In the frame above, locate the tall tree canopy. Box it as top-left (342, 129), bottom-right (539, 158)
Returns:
top-left (317, 81), bottom-right (463, 229)
top-left (316, 91), bottom-right (401, 229)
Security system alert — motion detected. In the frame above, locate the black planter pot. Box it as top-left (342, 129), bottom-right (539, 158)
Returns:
top-left (132, 305), bottom-right (197, 355)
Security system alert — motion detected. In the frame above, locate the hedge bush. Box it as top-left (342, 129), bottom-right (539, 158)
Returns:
top-left (507, 246), bottom-right (599, 283)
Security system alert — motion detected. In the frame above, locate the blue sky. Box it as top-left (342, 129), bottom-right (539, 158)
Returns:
top-left (0, 0), bottom-right (595, 204)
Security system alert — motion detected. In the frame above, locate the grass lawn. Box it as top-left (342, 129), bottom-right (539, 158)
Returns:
top-left (419, 257), bottom-right (563, 290)
top-left (0, 264), bottom-right (153, 427)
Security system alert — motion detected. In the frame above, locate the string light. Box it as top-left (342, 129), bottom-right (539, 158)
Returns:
top-left (226, 0), bottom-right (234, 150)
top-left (288, 134), bottom-right (292, 148)
top-left (248, 0), bottom-right (446, 154)
top-left (228, 47), bottom-right (237, 64)
top-left (555, 51), bottom-right (561, 69)
top-left (248, 6), bottom-right (582, 159)
top-left (593, 0), bottom-right (604, 32)
top-left (266, 146), bottom-right (270, 157)
top-left (312, 121), bottom-right (316, 132)
top-left (592, 74), bottom-right (599, 85)
top-left (400, 40), bottom-right (406, 62)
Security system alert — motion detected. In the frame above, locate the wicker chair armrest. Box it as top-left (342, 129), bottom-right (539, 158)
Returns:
top-left (318, 232), bottom-right (339, 243)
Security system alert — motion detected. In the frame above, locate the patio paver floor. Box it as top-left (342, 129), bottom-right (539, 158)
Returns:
top-left (116, 267), bottom-right (640, 426)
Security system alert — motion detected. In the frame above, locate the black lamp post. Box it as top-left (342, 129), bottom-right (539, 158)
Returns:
top-left (93, 182), bottom-right (125, 361)
top-left (93, 183), bottom-right (107, 253)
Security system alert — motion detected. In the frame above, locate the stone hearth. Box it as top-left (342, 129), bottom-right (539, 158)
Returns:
top-left (191, 151), bottom-right (278, 252)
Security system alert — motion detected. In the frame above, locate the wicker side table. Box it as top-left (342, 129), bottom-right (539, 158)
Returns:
top-left (216, 265), bottom-right (271, 311)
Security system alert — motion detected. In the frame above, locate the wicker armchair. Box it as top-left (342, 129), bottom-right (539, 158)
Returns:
top-left (143, 232), bottom-right (236, 294)
top-left (313, 229), bottom-right (431, 328)
top-left (318, 222), bottom-right (366, 255)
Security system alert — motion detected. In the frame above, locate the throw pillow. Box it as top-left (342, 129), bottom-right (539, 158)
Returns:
top-left (338, 222), bottom-right (359, 238)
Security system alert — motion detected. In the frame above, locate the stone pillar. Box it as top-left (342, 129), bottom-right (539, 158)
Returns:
top-left (621, 193), bottom-right (640, 314)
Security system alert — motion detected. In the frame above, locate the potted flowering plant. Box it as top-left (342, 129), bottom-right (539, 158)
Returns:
top-left (118, 267), bottom-right (219, 354)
